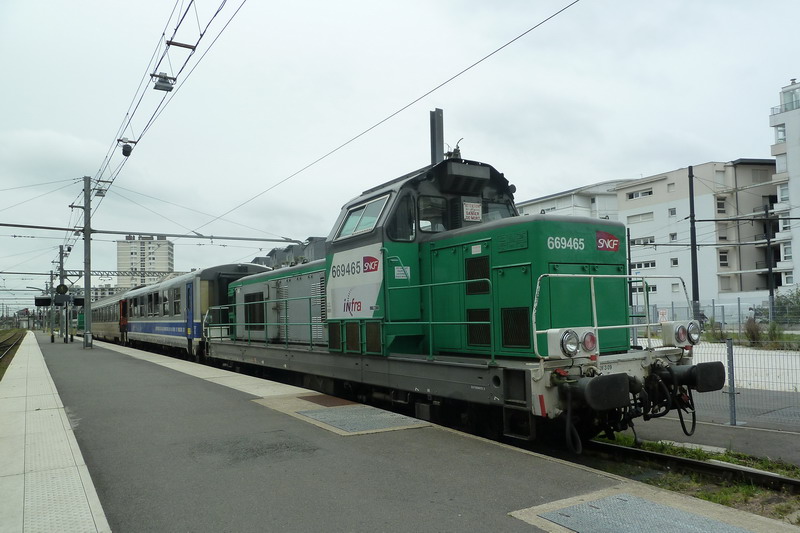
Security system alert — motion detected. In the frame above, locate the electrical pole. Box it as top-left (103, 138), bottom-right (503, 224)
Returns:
top-left (83, 175), bottom-right (93, 348)
top-left (688, 166), bottom-right (701, 321)
top-left (49, 270), bottom-right (55, 342)
top-left (765, 205), bottom-right (775, 322)
top-left (59, 245), bottom-right (67, 343)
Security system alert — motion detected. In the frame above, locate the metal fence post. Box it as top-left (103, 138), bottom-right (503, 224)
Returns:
top-left (737, 297), bottom-right (742, 339)
top-left (726, 338), bottom-right (737, 426)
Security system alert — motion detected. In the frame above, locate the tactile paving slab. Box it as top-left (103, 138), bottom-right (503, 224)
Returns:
top-left (24, 467), bottom-right (95, 533)
top-left (297, 404), bottom-right (426, 433)
top-left (539, 493), bottom-right (752, 533)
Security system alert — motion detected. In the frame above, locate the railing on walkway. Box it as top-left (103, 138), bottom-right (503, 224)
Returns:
top-left (204, 292), bottom-right (325, 349)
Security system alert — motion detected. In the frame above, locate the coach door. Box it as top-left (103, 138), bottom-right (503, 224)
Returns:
top-left (185, 282), bottom-right (194, 338)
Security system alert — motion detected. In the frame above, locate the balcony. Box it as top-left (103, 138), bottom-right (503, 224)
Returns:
top-left (755, 259), bottom-right (778, 269)
top-left (771, 100), bottom-right (800, 115)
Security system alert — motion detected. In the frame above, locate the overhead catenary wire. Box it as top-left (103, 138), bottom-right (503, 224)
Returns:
top-left (185, 0), bottom-right (582, 235)
top-left (49, 1), bottom-right (247, 274)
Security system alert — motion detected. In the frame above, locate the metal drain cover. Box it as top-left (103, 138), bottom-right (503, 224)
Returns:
top-left (539, 494), bottom-right (751, 533)
top-left (297, 404), bottom-right (426, 433)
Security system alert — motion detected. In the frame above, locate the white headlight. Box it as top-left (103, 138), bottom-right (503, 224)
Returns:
top-left (561, 330), bottom-right (579, 356)
top-left (687, 321), bottom-right (701, 345)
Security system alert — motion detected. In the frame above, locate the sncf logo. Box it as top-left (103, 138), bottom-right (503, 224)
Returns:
top-left (596, 231), bottom-right (620, 252)
top-left (363, 256), bottom-right (380, 272)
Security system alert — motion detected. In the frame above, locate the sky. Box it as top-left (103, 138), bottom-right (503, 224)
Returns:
top-left (0, 0), bottom-right (797, 312)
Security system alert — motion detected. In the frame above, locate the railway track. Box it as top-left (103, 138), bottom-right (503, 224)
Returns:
top-left (577, 439), bottom-right (800, 493)
top-left (0, 330), bottom-right (25, 361)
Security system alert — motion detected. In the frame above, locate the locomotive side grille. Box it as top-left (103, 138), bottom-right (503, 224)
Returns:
top-left (365, 322), bottom-right (382, 353)
top-left (467, 308), bottom-right (491, 345)
top-left (312, 276), bottom-right (325, 341)
top-left (329, 322), bottom-right (341, 351)
top-left (465, 256), bottom-right (490, 295)
top-left (345, 322), bottom-right (360, 352)
top-left (278, 284), bottom-right (289, 340)
top-left (502, 307), bottom-right (530, 347)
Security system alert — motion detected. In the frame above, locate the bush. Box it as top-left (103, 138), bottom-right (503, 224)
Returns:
top-left (744, 318), bottom-right (761, 345)
top-left (767, 321), bottom-right (782, 343)
top-left (705, 319), bottom-right (727, 342)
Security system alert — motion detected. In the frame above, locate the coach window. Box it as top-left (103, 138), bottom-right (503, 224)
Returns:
top-left (419, 196), bottom-right (448, 232)
top-left (172, 288), bottom-right (181, 316)
top-left (386, 194), bottom-right (416, 241)
top-left (153, 292), bottom-right (160, 316)
top-left (336, 195), bottom-right (389, 239)
top-left (161, 290), bottom-right (169, 315)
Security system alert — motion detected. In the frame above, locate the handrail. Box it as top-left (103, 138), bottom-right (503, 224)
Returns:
top-left (205, 292), bottom-right (324, 349)
top-left (387, 278), bottom-right (495, 364)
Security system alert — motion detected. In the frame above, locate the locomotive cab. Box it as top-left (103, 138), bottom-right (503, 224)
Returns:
top-left (325, 159), bottom-right (518, 355)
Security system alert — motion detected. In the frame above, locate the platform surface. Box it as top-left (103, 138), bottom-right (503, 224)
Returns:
top-left (0, 331), bottom-right (797, 532)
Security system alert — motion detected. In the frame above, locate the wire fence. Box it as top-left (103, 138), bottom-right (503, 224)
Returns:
top-left (691, 340), bottom-right (800, 429)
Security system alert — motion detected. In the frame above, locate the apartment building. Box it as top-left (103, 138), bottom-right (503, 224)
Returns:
top-left (616, 159), bottom-right (777, 308)
top-left (517, 180), bottom-right (634, 220)
top-left (116, 235), bottom-right (175, 288)
top-left (769, 78), bottom-right (800, 287)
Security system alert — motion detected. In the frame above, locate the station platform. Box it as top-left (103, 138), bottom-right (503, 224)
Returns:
top-left (0, 331), bottom-right (797, 532)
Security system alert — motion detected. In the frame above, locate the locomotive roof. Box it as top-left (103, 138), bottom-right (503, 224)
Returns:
top-left (344, 158), bottom-right (509, 207)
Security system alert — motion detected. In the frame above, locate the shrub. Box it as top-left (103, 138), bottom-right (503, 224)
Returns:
top-left (743, 318), bottom-right (761, 345)
top-left (767, 321), bottom-right (782, 343)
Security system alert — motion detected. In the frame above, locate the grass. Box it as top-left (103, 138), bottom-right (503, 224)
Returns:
top-left (594, 433), bottom-right (800, 524)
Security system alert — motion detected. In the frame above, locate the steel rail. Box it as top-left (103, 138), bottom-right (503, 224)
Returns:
top-left (0, 331), bottom-right (25, 361)
top-left (585, 440), bottom-right (800, 493)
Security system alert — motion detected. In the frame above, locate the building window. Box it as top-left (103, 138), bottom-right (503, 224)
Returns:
top-left (627, 188), bottom-right (653, 200)
top-left (716, 198), bottom-right (726, 214)
top-left (632, 285), bottom-right (657, 293)
top-left (775, 124), bottom-right (786, 143)
top-left (671, 258), bottom-right (678, 267)
top-left (668, 207), bottom-right (676, 217)
top-left (631, 260), bottom-right (656, 269)
top-left (667, 183), bottom-right (675, 193)
top-left (779, 183), bottom-right (789, 203)
top-left (719, 276), bottom-right (731, 291)
top-left (627, 212), bottom-right (654, 224)
top-left (669, 232), bottom-right (677, 242)
top-left (719, 250), bottom-right (729, 267)
top-left (671, 283), bottom-right (680, 293)
top-left (784, 244), bottom-right (793, 261)
top-left (785, 272), bottom-right (794, 285)
top-left (631, 236), bottom-right (655, 245)
top-left (781, 216), bottom-right (791, 232)
top-left (777, 154), bottom-right (788, 174)
top-left (717, 222), bottom-right (728, 241)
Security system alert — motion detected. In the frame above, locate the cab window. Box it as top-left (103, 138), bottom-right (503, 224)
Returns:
top-left (337, 195), bottom-right (389, 239)
top-left (386, 194), bottom-right (416, 241)
top-left (419, 196), bottom-right (448, 233)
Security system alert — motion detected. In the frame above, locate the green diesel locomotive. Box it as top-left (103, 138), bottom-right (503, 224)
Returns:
top-left (205, 158), bottom-right (724, 448)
